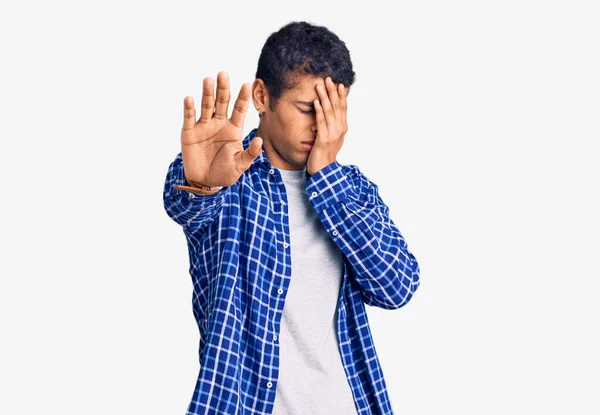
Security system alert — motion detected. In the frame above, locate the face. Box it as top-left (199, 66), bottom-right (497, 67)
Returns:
top-left (253, 74), bottom-right (326, 171)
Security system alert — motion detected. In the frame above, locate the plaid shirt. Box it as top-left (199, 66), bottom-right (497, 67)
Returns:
top-left (163, 128), bottom-right (420, 415)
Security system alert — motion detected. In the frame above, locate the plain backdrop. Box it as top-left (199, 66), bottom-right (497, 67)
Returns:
top-left (1, 1), bottom-right (598, 414)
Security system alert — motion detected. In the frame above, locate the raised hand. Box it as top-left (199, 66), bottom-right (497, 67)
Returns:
top-left (306, 76), bottom-right (348, 176)
top-left (181, 71), bottom-right (263, 187)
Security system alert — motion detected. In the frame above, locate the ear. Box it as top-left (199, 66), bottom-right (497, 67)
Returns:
top-left (252, 78), bottom-right (270, 113)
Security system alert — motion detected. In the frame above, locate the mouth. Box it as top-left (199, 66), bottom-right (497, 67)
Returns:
top-left (301, 141), bottom-right (314, 150)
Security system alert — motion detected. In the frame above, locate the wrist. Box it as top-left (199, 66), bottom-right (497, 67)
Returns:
top-left (179, 177), bottom-right (224, 195)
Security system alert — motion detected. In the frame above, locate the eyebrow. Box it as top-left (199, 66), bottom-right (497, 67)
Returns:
top-left (294, 100), bottom-right (314, 107)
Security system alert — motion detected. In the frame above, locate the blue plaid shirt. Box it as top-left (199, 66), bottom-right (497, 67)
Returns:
top-left (163, 128), bottom-right (420, 415)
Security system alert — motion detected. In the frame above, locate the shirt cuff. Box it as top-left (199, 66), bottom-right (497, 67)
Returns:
top-left (305, 160), bottom-right (352, 212)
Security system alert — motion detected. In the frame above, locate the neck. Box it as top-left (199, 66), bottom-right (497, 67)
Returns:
top-left (256, 123), bottom-right (268, 144)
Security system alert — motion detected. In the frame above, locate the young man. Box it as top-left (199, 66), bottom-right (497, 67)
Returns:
top-left (163, 21), bottom-right (420, 415)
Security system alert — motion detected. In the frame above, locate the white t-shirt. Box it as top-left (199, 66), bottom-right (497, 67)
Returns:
top-left (271, 166), bottom-right (357, 415)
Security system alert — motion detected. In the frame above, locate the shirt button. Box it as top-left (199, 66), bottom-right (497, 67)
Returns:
top-left (188, 192), bottom-right (196, 199)
top-left (283, 242), bottom-right (289, 248)
top-left (266, 381), bottom-right (273, 388)
top-left (269, 169), bottom-right (275, 175)
top-left (332, 230), bottom-right (338, 236)
top-left (277, 288), bottom-right (284, 295)
top-left (280, 200), bottom-right (286, 205)
top-left (311, 191), bottom-right (318, 197)
top-left (273, 334), bottom-right (278, 341)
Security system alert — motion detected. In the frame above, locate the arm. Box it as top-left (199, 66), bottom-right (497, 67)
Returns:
top-left (163, 153), bottom-right (228, 231)
top-left (306, 161), bottom-right (420, 310)
top-left (165, 72), bottom-right (261, 232)
top-left (165, 72), bottom-right (261, 231)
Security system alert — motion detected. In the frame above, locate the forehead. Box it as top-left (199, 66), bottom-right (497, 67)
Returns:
top-left (283, 74), bottom-right (326, 99)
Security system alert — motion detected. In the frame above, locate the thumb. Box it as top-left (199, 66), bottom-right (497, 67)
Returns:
top-left (236, 136), bottom-right (263, 172)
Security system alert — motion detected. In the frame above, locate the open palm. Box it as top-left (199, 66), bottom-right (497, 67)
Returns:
top-left (181, 71), bottom-right (263, 188)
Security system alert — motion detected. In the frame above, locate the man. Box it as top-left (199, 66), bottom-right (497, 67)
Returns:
top-left (163, 21), bottom-right (420, 415)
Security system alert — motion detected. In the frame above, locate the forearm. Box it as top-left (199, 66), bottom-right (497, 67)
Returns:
top-left (306, 161), bottom-right (420, 309)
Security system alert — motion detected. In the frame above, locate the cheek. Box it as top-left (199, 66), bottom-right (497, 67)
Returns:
top-left (276, 107), bottom-right (313, 135)
top-left (290, 111), bottom-right (314, 126)
top-left (280, 112), bottom-right (303, 129)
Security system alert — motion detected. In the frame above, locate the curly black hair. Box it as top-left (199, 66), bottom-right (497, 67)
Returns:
top-left (255, 21), bottom-right (356, 111)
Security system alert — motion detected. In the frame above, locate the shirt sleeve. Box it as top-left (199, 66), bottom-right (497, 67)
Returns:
top-left (306, 160), bottom-right (420, 310)
top-left (162, 153), bottom-right (228, 232)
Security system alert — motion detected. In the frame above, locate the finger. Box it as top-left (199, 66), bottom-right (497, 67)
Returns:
top-left (182, 96), bottom-right (196, 130)
top-left (339, 83), bottom-right (348, 127)
top-left (235, 136), bottom-right (263, 172)
top-left (230, 83), bottom-right (251, 128)
top-left (325, 77), bottom-right (340, 113)
top-left (316, 83), bottom-right (336, 127)
top-left (314, 99), bottom-right (329, 137)
top-left (214, 71), bottom-right (231, 120)
top-left (199, 77), bottom-right (215, 123)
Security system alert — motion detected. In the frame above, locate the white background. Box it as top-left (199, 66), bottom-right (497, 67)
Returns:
top-left (1, 1), bottom-right (598, 414)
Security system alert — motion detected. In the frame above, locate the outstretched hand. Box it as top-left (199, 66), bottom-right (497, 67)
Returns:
top-left (181, 71), bottom-right (263, 187)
